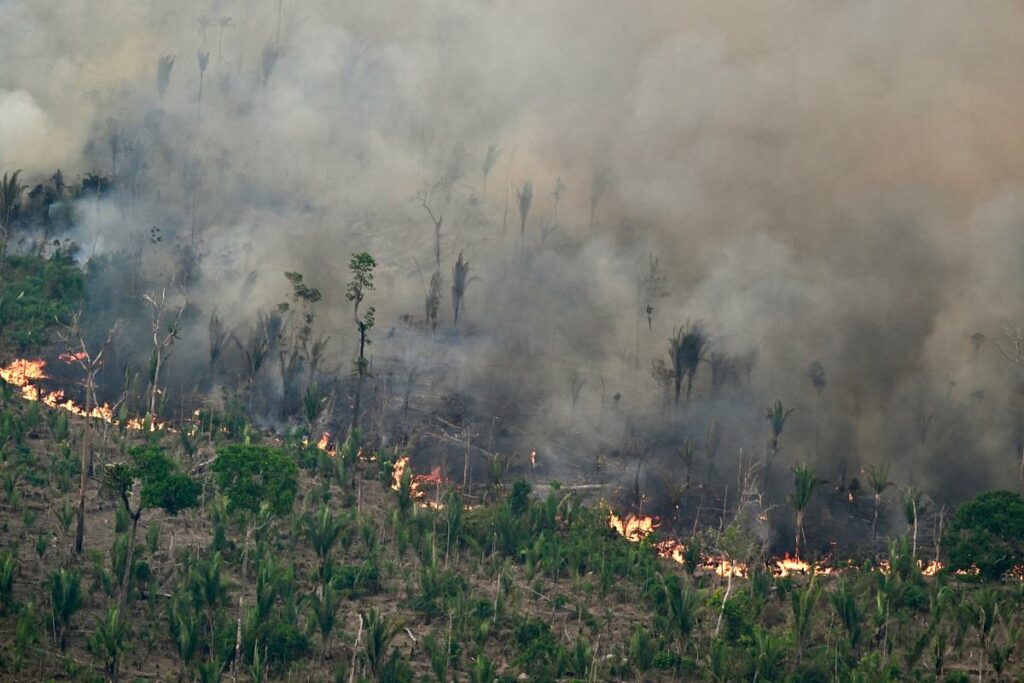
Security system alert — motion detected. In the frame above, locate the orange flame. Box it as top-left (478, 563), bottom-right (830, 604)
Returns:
top-left (608, 512), bottom-right (659, 542)
top-left (1, 358), bottom-right (163, 430)
top-left (391, 456), bottom-right (446, 508)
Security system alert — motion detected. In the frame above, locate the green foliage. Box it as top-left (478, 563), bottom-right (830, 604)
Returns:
top-left (105, 445), bottom-right (201, 516)
top-left (944, 490), bottom-right (1024, 579)
top-left (211, 444), bottom-right (298, 518)
top-left (0, 253), bottom-right (84, 352)
top-left (47, 568), bottom-right (83, 652)
top-left (0, 551), bottom-right (15, 611)
top-left (88, 605), bottom-right (128, 680)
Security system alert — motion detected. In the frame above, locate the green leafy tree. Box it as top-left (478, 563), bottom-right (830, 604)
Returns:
top-left (943, 490), bottom-right (1024, 579)
top-left (103, 446), bottom-right (200, 610)
top-left (346, 252), bottom-right (376, 432)
top-left (212, 444), bottom-right (298, 672)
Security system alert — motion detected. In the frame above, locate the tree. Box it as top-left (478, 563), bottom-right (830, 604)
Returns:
top-left (212, 444), bottom-right (298, 670)
top-left (764, 400), bottom-right (795, 488)
top-left (481, 144), bottom-right (500, 200)
top-left (47, 569), bottom-right (83, 652)
top-left (516, 180), bottom-right (533, 251)
top-left (0, 169), bottom-right (25, 265)
top-left (669, 321), bottom-right (709, 406)
top-left (57, 313), bottom-right (120, 555)
top-left (901, 485), bottom-right (927, 559)
top-left (863, 463), bottom-right (893, 545)
top-left (788, 463), bottom-right (825, 558)
top-left (662, 573), bottom-right (701, 655)
top-left (103, 446), bottom-right (200, 611)
top-left (346, 252), bottom-right (376, 432)
top-left (304, 506), bottom-right (348, 589)
top-left (943, 490), bottom-right (1024, 579)
top-left (451, 251), bottom-right (477, 330)
top-left (89, 605), bottom-right (128, 683)
top-left (157, 54), bottom-right (175, 97)
top-left (142, 286), bottom-right (187, 420)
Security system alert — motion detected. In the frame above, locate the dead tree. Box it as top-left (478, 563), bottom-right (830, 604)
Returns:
top-left (143, 287), bottom-right (187, 420)
top-left (57, 313), bottom-right (121, 555)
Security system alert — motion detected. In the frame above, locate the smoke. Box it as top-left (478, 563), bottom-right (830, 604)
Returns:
top-left (3, 0), bottom-right (1024, 537)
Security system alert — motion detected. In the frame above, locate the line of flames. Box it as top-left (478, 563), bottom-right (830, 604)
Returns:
top-left (609, 511), bottom-right (958, 578)
top-left (1, 358), bottom-right (167, 430)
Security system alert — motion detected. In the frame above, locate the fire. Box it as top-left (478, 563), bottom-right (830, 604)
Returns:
top-left (530, 450), bottom-right (537, 467)
top-left (59, 351), bottom-right (89, 363)
top-left (391, 456), bottom-right (446, 508)
top-left (1, 357), bottom-right (162, 430)
top-left (608, 512), bottom-right (659, 542)
top-left (775, 554), bottom-right (810, 576)
top-left (1, 358), bottom-right (48, 400)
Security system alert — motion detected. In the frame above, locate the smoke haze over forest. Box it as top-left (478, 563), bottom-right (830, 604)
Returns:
top-left (4, 0), bottom-right (1024, 541)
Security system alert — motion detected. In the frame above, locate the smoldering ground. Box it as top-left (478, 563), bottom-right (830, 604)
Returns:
top-left (3, 0), bottom-right (1024, 553)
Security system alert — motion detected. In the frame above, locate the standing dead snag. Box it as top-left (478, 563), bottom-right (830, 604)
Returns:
top-left (57, 312), bottom-right (121, 555)
top-left (143, 287), bottom-right (187, 420)
top-left (346, 252), bottom-right (376, 434)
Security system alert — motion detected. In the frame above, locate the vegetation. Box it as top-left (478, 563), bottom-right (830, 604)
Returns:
top-left (0, 384), bottom-right (1021, 680)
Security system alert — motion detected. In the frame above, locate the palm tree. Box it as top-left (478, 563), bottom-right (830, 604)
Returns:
top-left (362, 608), bottom-right (400, 681)
top-left (0, 169), bottom-right (25, 265)
top-left (516, 180), bottom-right (533, 251)
top-left (788, 463), bottom-right (825, 558)
top-left (481, 144), bottom-right (500, 200)
top-left (90, 605), bottom-right (128, 683)
top-left (157, 54), bottom-right (175, 97)
top-left (669, 321), bottom-right (710, 406)
top-left (663, 575), bottom-right (701, 654)
top-left (309, 584), bottom-right (341, 659)
top-left (829, 579), bottom-right (864, 650)
top-left (304, 506), bottom-right (347, 587)
top-left (451, 251), bottom-right (477, 329)
top-left (764, 400), bottom-right (795, 487)
top-left (863, 464), bottom-right (893, 544)
top-left (790, 577), bottom-right (821, 663)
top-left (196, 51), bottom-right (210, 108)
top-left (48, 569), bottom-right (83, 652)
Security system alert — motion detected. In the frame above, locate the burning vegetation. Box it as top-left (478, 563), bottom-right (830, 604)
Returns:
top-left (4, 1), bottom-right (1024, 680)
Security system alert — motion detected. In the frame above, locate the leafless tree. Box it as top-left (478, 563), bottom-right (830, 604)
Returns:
top-left (143, 286), bottom-right (188, 419)
top-left (57, 313), bottom-right (121, 555)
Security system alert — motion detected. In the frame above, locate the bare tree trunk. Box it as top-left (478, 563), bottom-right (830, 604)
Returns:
top-left (75, 387), bottom-right (93, 554)
top-left (118, 512), bottom-right (141, 612)
top-left (232, 525), bottom-right (253, 675)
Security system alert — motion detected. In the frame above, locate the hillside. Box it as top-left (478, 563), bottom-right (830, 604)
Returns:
top-left (0, 392), bottom-right (1022, 682)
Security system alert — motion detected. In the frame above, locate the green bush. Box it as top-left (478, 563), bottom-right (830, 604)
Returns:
top-left (944, 490), bottom-right (1024, 579)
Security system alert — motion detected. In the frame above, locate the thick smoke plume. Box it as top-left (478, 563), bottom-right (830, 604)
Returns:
top-left (3, 1), bottom-right (1024, 550)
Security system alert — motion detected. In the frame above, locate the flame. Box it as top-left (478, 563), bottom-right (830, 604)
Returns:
top-left (1, 357), bottom-right (164, 430)
top-left (391, 456), bottom-right (446, 508)
top-left (608, 512), bottom-right (659, 542)
top-left (1, 358), bottom-right (48, 400)
top-left (530, 450), bottom-right (537, 467)
top-left (59, 351), bottom-right (89, 363)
